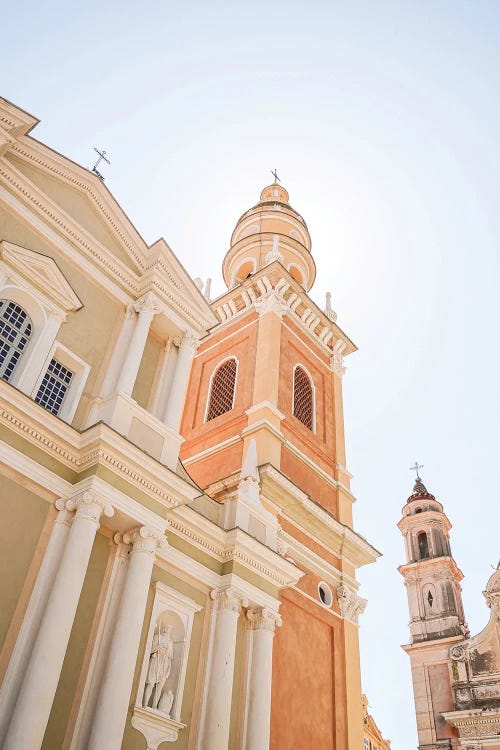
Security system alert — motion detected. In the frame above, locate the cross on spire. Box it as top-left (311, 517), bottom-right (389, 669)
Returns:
top-left (271, 168), bottom-right (280, 184)
top-left (409, 461), bottom-right (424, 480)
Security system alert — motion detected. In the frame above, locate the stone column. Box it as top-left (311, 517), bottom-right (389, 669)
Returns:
top-left (115, 293), bottom-right (161, 397)
top-left (151, 337), bottom-right (177, 418)
top-left (163, 332), bottom-right (198, 431)
top-left (3, 492), bottom-right (113, 750)
top-left (245, 607), bottom-right (281, 750)
top-left (203, 588), bottom-right (246, 750)
top-left (100, 304), bottom-right (136, 398)
top-left (0, 500), bottom-right (73, 746)
top-left (87, 526), bottom-right (165, 750)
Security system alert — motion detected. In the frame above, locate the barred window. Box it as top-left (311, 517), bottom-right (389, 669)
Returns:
top-left (293, 365), bottom-right (314, 430)
top-left (206, 358), bottom-right (237, 421)
top-left (0, 299), bottom-right (32, 383)
top-left (35, 358), bottom-right (74, 416)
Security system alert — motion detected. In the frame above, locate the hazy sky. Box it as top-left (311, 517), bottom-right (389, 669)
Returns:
top-left (3, 1), bottom-right (499, 746)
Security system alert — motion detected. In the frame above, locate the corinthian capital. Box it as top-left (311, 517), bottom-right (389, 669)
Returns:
top-left (65, 490), bottom-right (114, 524)
top-left (175, 331), bottom-right (199, 355)
top-left (337, 584), bottom-right (367, 625)
top-left (247, 607), bottom-right (282, 633)
top-left (210, 587), bottom-right (248, 614)
top-left (122, 526), bottom-right (167, 556)
top-left (134, 292), bottom-right (162, 317)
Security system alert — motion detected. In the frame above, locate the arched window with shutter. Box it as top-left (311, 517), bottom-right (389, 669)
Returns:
top-left (293, 364), bottom-right (315, 431)
top-left (205, 357), bottom-right (238, 422)
top-left (0, 299), bottom-right (32, 383)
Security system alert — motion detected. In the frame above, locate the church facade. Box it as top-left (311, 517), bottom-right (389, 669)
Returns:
top-left (0, 96), bottom-right (379, 750)
top-left (399, 476), bottom-right (500, 749)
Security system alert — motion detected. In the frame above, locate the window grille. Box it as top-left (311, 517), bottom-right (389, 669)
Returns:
top-left (293, 365), bottom-right (314, 430)
top-left (0, 299), bottom-right (32, 382)
top-left (35, 358), bottom-right (74, 416)
top-left (206, 358), bottom-right (237, 421)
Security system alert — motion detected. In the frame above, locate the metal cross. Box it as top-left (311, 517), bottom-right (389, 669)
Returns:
top-left (409, 461), bottom-right (424, 480)
top-left (92, 148), bottom-right (111, 180)
top-left (271, 169), bottom-right (280, 184)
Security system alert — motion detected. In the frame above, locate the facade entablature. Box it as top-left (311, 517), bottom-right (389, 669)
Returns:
top-left (398, 556), bottom-right (465, 582)
top-left (0, 380), bottom-right (202, 512)
top-left (398, 508), bottom-right (452, 533)
top-left (210, 261), bottom-right (356, 363)
top-left (259, 464), bottom-right (379, 570)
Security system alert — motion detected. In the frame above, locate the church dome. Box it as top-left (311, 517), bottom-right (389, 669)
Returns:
top-left (222, 183), bottom-right (316, 291)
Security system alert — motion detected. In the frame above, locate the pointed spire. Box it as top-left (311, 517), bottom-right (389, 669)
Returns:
top-left (240, 438), bottom-right (259, 483)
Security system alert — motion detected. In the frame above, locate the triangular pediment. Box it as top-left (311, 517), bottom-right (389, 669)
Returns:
top-left (0, 241), bottom-right (82, 312)
top-left (140, 238), bottom-right (218, 333)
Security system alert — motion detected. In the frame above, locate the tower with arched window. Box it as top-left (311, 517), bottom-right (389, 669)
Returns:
top-left (180, 182), bottom-right (379, 749)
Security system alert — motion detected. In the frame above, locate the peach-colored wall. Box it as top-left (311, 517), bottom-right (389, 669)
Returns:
top-left (270, 588), bottom-right (346, 750)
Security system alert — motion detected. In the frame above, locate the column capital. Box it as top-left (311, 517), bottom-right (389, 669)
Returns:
top-left (134, 292), bottom-right (163, 317)
top-left (122, 526), bottom-right (167, 557)
top-left (65, 491), bottom-right (114, 524)
top-left (174, 331), bottom-right (199, 354)
top-left (337, 584), bottom-right (366, 625)
top-left (246, 606), bottom-right (282, 632)
top-left (210, 586), bottom-right (248, 614)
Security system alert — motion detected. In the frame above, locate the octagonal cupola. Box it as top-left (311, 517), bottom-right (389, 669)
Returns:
top-left (222, 183), bottom-right (316, 291)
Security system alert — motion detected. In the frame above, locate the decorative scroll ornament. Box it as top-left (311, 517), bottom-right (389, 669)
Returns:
top-left (450, 644), bottom-right (467, 662)
top-left (210, 587), bottom-right (248, 614)
top-left (254, 290), bottom-right (288, 318)
top-left (264, 234), bottom-right (285, 265)
top-left (337, 584), bottom-right (367, 625)
top-left (330, 339), bottom-right (346, 377)
top-left (122, 526), bottom-right (168, 557)
top-left (134, 292), bottom-right (163, 317)
top-left (174, 331), bottom-right (199, 355)
top-left (247, 607), bottom-right (282, 633)
top-left (65, 490), bottom-right (114, 524)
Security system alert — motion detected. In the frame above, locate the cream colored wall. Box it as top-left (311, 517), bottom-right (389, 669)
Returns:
top-left (0, 477), bottom-right (49, 654)
top-left (7, 154), bottom-right (140, 272)
top-left (121, 563), bottom-right (208, 750)
top-left (132, 332), bottom-right (163, 411)
top-left (41, 532), bottom-right (110, 750)
top-left (0, 208), bottom-right (123, 428)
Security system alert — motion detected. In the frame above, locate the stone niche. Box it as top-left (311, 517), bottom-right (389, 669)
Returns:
top-left (132, 582), bottom-right (202, 749)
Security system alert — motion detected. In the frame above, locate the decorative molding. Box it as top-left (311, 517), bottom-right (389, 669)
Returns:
top-left (254, 289), bottom-right (289, 318)
top-left (122, 526), bottom-right (167, 556)
top-left (65, 490), bottom-right (114, 523)
top-left (210, 586), bottom-right (248, 614)
top-left (246, 607), bottom-right (282, 632)
top-left (337, 584), bottom-right (367, 625)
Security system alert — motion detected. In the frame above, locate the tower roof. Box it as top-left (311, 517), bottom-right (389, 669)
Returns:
top-left (222, 182), bottom-right (316, 291)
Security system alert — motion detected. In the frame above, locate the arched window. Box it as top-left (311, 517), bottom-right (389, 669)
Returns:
top-left (417, 532), bottom-right (430, 560)
top-left (293, 365), bottom-right (314, 430)
top-left (206, 358), bottom-right (237, 422)
top-left (0, 299), bottom-right (32, 383)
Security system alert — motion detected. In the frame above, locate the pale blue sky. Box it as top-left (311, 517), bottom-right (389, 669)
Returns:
top-left (3, 1), bottom-right (499, 746)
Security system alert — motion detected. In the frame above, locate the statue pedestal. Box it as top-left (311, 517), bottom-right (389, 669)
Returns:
top-left (131, 706), bottom-right (185, 749)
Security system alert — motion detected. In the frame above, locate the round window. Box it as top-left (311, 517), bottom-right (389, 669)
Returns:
top-left (318, 582), bottom-right (333, 608)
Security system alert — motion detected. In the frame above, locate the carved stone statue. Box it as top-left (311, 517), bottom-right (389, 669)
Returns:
top-left (143, 623), bottom-right (174, 712)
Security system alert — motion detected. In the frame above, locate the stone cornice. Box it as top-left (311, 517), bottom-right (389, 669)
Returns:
top-left (168, 504), bottom-right (303, 589)
top-left (259, 464), bottom-right (379, 569)
top-left (442, 707), bottom-right (500, 739)
top-left (209, 264), bottom-right (356, 359)
top-left (398, 556), bottom-right (464, 582)
top-left (0, 380), bottom-right (199, 510)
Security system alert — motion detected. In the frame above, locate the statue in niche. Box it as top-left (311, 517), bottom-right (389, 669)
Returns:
top-left (143, 623), bottom-right (175, 714)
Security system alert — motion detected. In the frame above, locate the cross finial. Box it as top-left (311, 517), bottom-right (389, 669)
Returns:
top-left (409, 461), bottom-right (424, 480)
top-left (271, 168), bottom-right (280, 184)
top-left (92, 147), bottom-right (111, 181)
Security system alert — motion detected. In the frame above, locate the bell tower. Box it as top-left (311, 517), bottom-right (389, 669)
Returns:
top-left (398, 472), bottom-right (467, 643)
top-left (398, 471), bottom-right (468, 750)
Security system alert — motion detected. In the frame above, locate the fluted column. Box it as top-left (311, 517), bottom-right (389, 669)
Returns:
top-left (203, 587), bottom-right (246, 750)
top-left (245, 608), bottom-right (281, 750)
top-left (0, 500), bottom-right (72, 746)
top-left (163, 332), bottom-right (198, 430)
top-left (115, 293), bottom-right (162, 396)
top-left (3, 492), bottom-right (113, 750)
top-left (87, 526), bottom-right (166, 750)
